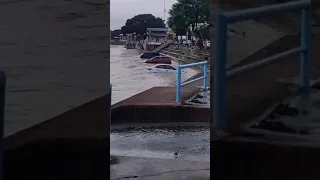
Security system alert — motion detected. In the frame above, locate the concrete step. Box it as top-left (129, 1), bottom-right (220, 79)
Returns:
top-left (110, 156), bottom-right (209, 180)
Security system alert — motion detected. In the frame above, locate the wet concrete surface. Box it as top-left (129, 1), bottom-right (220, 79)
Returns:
top-left (185, 88), bottom-right (210, 108)
top-left (110, 123), bottom-right (210, 162)
top-left (243, 78), bottom-right (320, 144)
top-left (110, 156), bottom-right (210, 180)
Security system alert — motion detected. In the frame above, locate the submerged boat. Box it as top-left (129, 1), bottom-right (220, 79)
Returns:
top-left (146, 64), bottom-right (177, 73)
top-left (139, 52), bottom-right (160, 59)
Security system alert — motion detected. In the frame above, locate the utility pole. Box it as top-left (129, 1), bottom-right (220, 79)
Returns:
top-left (163, 0), bottom-right (166, 24)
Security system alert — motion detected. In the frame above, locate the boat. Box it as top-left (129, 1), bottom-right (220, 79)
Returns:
top-left (139, 52), bottom-right (160, 59)
top-left (144, 56), bottom-right (171, 64)
top-left (146, 64), bottom-right (177, 73)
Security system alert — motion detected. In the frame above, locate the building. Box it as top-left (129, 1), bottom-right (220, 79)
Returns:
top-left (144, 28), bottom-right (169, 51)
top-left (168, 29), bottom-right (176, 40)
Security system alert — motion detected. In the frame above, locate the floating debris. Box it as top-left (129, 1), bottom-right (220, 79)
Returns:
top-left (251, 89), bottom-right (320, 135)
top-left (185, 87), bottom-right (210, 108)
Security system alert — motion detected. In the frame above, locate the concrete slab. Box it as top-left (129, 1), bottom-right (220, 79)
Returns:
top-left (110, 156), bottom-right (210, 180)
top-left (110, 122), bottom-right (210, 162)
top-left (243, 85), bottom-right (320, 144)
top-left (111, 74), bottom-right (210, 108)
top-left (110, 74), bottom-right (211, 124)
top-left (219, 35), bottom-right (320, 130)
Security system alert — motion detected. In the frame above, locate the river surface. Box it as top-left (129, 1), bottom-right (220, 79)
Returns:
top-left (110, 45), bottom-right (198, 104)
top-left (1, 0), bottom-right (109, 136)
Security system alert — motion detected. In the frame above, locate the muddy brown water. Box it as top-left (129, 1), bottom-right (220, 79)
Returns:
top-left (110, 45), bottom-right (198, 104)
top-left (0, 0), bottom-right (109, 136)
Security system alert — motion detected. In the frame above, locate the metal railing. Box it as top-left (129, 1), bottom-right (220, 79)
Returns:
top-left (0, 71), bottom-right (5, 180)
top-left (176, 61), bottom-right (208, 103)
top-left (212, 0), bottom-right (311, 130)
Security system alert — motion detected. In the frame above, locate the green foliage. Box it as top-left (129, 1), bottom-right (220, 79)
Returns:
top-left (167, 0), bottom-right (210, 36)
top-left (121, 14), bottom-right (166, 35)
top-left (197, 21), bottom-right (213, 39)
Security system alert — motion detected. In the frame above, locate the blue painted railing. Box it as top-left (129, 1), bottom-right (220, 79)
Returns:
top-left (176, 61), bottom-right (208, 103)
top-left (212, 0), bottom-right (311, 130)
top-left (0, 71), bottom-right (5, 180)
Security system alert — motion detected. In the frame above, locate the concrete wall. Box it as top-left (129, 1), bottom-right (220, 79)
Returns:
top-left (211, 1), bottom-right (286, 67)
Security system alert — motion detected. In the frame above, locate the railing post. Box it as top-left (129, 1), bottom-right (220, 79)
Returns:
top-left (0, 72), bottom-right (5, 180)
top-left (203, 63), bottom-right (208, 89)
top-left (300, 7), bottom-right (311, 89)
top-left (176, 66), bottom-right (182, 103)
top-left (213, 14), bottom-right (228, 131)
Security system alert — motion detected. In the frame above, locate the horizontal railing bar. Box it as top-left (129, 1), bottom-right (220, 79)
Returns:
top-left (178, 61), bottom-right (207, 69)
top-left (181, 76), bottom-right (205, 87)
top-left (223, 0), bottom-right (310, 23)
top-left (227, 47), bottom-right (302, 78)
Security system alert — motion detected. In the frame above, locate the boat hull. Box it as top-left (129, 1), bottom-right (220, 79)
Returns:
top-left (144, 61), bottom-right (171, 64)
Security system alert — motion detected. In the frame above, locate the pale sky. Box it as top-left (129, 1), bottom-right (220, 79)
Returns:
top-left (110, 0), bottom-right (177, 30)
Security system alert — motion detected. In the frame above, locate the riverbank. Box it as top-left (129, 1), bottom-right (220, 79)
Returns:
top-left (111, 44), bottom-right (211, 123)
top-left (110, 45), bottom-right (198, 104)
top-left (111, 14), bottom-right (290, 122)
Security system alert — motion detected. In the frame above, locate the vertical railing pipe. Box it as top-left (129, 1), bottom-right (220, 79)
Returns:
top-left (300, 8), bottom-right (311, 89)
top-left (176, 66), bottom-right (182, 103)
top-left (203, 63), bottom-right (208, 89)
top-left (213, 14), bottom-right (228, 131)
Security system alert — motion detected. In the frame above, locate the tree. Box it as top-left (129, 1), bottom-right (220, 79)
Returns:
top-left (111, 29), bottom-right (122, 39)
top-left (167, 0), bottom-right (210, 38)
top-left (193, 24), bottom-right (211, 41)
top-left (167, 3), bottom-right (189, 36)
top-left (121, 14), bottom-right (166, 35)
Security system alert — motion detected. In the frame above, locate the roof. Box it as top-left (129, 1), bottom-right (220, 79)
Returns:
top-left (146, 28), bottom-right (168, 32)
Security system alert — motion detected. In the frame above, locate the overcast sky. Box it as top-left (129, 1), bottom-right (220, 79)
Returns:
top-left (110, 0), bottom-right (177, 30)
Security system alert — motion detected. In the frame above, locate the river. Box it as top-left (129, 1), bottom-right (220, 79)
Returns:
top-left (110, 46), bottom-right (208, 162)
top-left (1, 0), bottom-right (109, 136)
top-left (110, 45), bottom-right (198, 104)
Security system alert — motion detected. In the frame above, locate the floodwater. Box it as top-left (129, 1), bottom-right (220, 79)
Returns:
top-left (110, 47), bottom-right (208, 161)
top-left (1, 0), bottom-right (109, 136)
top-left (111, 123), bottom-right (210, 162)
top-left (110, 45), bottom-right (198, 104)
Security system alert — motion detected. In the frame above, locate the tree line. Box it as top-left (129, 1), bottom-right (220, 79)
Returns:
top-left (111, 0), bottom-right (210, 41)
